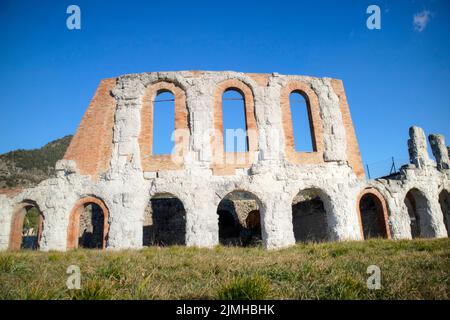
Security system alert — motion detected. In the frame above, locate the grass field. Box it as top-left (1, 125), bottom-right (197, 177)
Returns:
top-left (0, 238), bottom-right (449, 300)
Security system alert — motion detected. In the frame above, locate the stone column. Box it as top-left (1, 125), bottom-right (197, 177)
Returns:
top-left (39, 207), bottom-right (70, 251)
top-left (260, 193), bottom-right (295, 249)
top-left (185, 189), bottom-right (218, 248)
top-left (107, 191), bottom-right (146, 250)
top-left (429, 134), bottom-right (450, 170)
top-left (0, 197), bottom-right (13, 250)
top-left (418, 187), bottom-right (448, 238)
top-left (408, 126), bottom-right (433, 168)
top-left (325, 186), bottom-right (362, 241)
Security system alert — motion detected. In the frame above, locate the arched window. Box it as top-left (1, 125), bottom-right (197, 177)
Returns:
top-left (289, 91), bottom-right (314, 152)
top-left (222, 89), bottom-right (248, 152)
top-left (153, 91), bottom-right (175, 155)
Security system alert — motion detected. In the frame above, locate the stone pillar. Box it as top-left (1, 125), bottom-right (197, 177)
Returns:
top-left (260, 193), bottom-right (295, 249)
top-left (428, 134), bottom-right (450, 170)
top-left (107, 192), bottom-right (146, 250)
top-left (425, 196), bottom-right (448, 238)
top-left (185, 190), bottom-right (218, 248)
top-left (408, 126), bottom-right (432, 168)
top-left (39, 207), bottom-right (70, 251)
top-left (0, 198), bottom-right (13, 250)
top-left (326, 187), bottom-right (362, 241)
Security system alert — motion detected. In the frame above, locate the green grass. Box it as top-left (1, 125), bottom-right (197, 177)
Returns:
top-left (0, 238), bottom-right (449, 300)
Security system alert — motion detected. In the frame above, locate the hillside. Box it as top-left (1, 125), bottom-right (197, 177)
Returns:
top-left (0, 135), bottom-right (72, 188)
top-left (0, 239), bottom-right (448, 300)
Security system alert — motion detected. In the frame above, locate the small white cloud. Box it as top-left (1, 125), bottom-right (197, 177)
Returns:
top-left (413, 10), bottom-right (431, 32)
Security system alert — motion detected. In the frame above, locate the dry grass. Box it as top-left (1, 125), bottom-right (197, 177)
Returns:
top-left (0, 238), bottom-right (449, 300)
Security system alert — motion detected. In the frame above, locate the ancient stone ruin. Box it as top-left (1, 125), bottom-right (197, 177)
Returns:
top-left (0, 71), bottom-right (449, 251)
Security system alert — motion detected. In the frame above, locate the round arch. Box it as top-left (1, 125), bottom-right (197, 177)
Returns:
top-left (67, 196), bottom-right (109, 249)
top-left (291, 187), bottom-right (331, 243)
top-left (9, 200), bottom-right (44, 250)
top-left (213, 79), bottom-right (259, 173)
top-left (404, 188), bottom-right (429, 238)
top-left (356, 188), bottom-right (391, 239)
top-left (280, 81), bottom-right (324, 165)
top-left (139, 80), bottom-right (189, 172)
top-left (143, 192), bottom-right (187, 246)
top-left (217, 189), bottom-right (262, 246)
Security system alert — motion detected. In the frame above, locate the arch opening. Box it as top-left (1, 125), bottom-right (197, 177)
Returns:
top-left (153, 90), bottom-right (175, 155)
top-left (404, 189), bottom-right (427, 238)
top-left (10, 201), bottom-right (43, 250)
top-left (143, 194), bottom-right (186, 246)
top-left (439, 190), bottom-right (450, 237)
top-left (222, 89), bottom-right (248, 153)
top-left (289, 91), bottom-right (314, 152)
top-left (78, 203), bottom-right (105, 249)
top-left (217, 191), bottom-right (261, 246)
top-left (358, 193), bottom-right (388, 239)
top-left (292, 189), bottom-right (328, 243)
top-left (67, 197), bottom-right (109, 249)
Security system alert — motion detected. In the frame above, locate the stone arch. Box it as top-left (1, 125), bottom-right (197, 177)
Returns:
top-left (356, 188), bottom-right (391, 239)
top-left (280, 81), bottom-right (324, 164)
top-left (212, 79), bottom-right (259, 175)
top-left (9, 200), bottom-right (44, 250)
top-left (138, 80), bottom-right (189, 172)
top-left (404, 188), bottom-right (429, 238)
top-left (217, 190), bottom-right (262, 246)
top-left (438, 189), bottom-right (450, 237)
top-left (67, 196), bottom-right (109, 249)
top-left (291, 187), bottom-right (330, 242)
top-left (143, 192), bottom-right (187, 246)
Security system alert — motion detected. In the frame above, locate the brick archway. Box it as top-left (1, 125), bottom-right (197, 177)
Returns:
top-left (67, 196), bottom-right (109, 249)
top-left (9, 200), bottom-right (44, 250)
top-left (280, 81), bottom-right (324, 165)
top-left (138, 81), bottom-right (189, 172)
top-left (212, 79), bottom-right (259, 175)
top-left (356, 188), bottom-right (391, 239)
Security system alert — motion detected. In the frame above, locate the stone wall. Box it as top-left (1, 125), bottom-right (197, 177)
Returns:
top-left (0, 71), bottom-right (448, 251)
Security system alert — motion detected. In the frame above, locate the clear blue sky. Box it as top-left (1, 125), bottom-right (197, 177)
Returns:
top-left (0, 0), bottom-right (449, 176)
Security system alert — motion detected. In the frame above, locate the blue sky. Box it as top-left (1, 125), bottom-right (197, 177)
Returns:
top-left (0, 0), bottom-right (449, 176)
